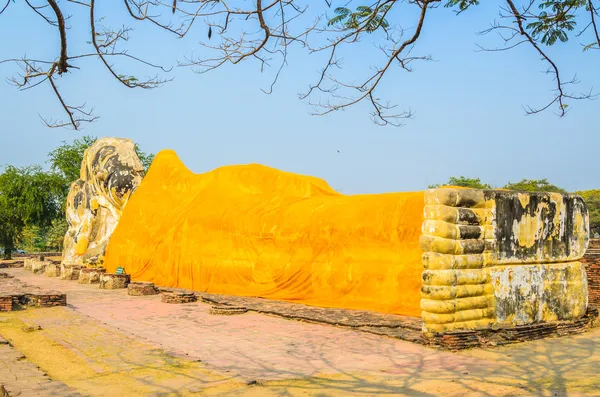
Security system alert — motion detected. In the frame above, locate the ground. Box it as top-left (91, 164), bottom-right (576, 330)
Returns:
top-left (0, 268), bottom-right (599, 397)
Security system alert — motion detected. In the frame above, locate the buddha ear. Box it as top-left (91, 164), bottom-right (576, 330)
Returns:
top-left (95, 170), bottom-right (108, 182)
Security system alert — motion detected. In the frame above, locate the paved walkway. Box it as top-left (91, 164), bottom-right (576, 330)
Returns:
top-left (0, 332), bottom-right (82, 396)
top-left (1, 268), bottom-right (599, 396)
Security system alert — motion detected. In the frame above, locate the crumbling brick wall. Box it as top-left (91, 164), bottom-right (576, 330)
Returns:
top-left (583, 239), bottom-right (600, 306)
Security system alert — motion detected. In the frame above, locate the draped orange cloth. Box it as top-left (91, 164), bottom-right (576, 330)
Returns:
top-left (104, 150), bottom-right (425, 316)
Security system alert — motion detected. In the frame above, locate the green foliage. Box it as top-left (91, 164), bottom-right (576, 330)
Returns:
top-left (445, 0), bottom-right (480, 12)
top-left (48, 135), bottom-right (96, 183)
top-left (503, 178), bottom-right (567, 193)
top-left (429, 176), bottom-right (492, 189)
top-left (45, 218), bottom-right (69, 251)
top-left (134, 144), bottom-right (155, 171)
top-left (19, 225), bottom-right (46, 253)
top-left (0, 166), bottom-right (65, 259)
top-left (446, 0), bottom-right (594, 47)
top-left (526, 1), bottom-right (587, 45)
top-left (576, 190), bottom-right (600, 235)
top-left (328, 5), bottom-right (391, 32)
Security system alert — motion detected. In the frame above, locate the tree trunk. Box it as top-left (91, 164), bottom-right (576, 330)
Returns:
top-left (2, 236), bottom-right (13, 260)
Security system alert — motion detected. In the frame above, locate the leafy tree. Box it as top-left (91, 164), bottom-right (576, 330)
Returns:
top-left (429, 176), bottom-right (492, 189)
top-left (19, 225), bottom-right (46, 253)
top-left (0, 166), bottom-right (65, 259)
top-left (47, 136), bottom-right (97, 183)
top-left (45, 218), bottom-right (69, 251)
top-left (503, 178), bottom-right (567, 193)
top-left (48, 136), bottom-right (154, 184)
top-left (0, 1), bottom-right (598, 128)
top-left (576, 190), bottom-right (600, 235)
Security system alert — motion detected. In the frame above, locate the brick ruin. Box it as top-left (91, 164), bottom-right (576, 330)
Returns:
top-left (0, 271), bottom-right (66, 312)
top-left (582, 238), bottom-right (600, 306)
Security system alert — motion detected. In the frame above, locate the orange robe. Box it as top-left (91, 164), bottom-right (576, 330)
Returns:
top-left (104, 150), bottom-right (424, 316)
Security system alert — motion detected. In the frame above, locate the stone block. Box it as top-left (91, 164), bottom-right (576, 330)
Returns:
top-left (78, 268), bottom-right (106, 284)
top-left (31, 261), bottom-right (47, 274)
top-left (60, 265), bottom-right (82, 280)
top-left (127, 281), bottom-right (159, 296)
top-left (99, 274), bottom-right (131, 289)
top-left (44, 263), bottom-right (61, 277)
top-left (161, 292), bottom-right (197, 304)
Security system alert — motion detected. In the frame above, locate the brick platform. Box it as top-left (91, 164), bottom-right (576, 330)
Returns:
top-left (161, 292), bottom-right (197, 304)
top-left (127, 281), bottom-right (159, 296)
top-left (99, 273), bottom-right (131, 289)
top-left (0, 272), bottom-right (67, 311)
top-left (425, 307), bottom-right (598, 350)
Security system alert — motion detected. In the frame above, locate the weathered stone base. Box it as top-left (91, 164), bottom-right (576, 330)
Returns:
top-left (78, 268), bottom-right (106, 284)
top-left (161, 292), bottom-right (197, 304)
top-left (31, 261), bottom-right (47, 274)
top-left (127, 281), bottom-right (159, 296)
top-left (61, 265), bottom-right (83, 280)
top-left (24, 258), bottom-right (34, 271)
top-left (424, 307), bottom-right (599, 350)
top-left (99, 274), bottom-right (131, 289)
top-left (209, 305), bottom-right (248, 315)
top-left (44, 263), bottom-right (61, 277)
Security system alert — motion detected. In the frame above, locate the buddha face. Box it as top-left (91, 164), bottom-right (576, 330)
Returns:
top-left (88, 141), bottom-right (145, 209)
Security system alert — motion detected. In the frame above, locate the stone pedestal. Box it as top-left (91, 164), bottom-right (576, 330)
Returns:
top-left (99, 274), bottom-right (131, 289)
top-left (60, 265), bottom-right (82, 280)
top-left (78, 268), bottom-right (106, 284)
top-left (31, 261), bottom-right (47, 274)
top-left (127, 282), bottom-right (159, 296)
top-left (161, 292), bottom-right (197, 304)
top-left (24, 258), bottom-right (33, 271)
top-left (44, 263), bottom-right (61, 277)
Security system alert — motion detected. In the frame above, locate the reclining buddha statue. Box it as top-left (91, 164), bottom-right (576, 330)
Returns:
top-left (102, 147), bottom-right (590, 334)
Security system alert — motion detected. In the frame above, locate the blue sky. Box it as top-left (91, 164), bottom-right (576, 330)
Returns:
top-left (1, 1), bottom-right (598, 194)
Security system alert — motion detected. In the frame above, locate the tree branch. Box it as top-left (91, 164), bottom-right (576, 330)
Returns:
top-left (46, 0), bottom-right (69, 74)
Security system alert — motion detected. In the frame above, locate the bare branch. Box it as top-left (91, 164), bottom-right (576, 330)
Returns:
top-left (46, 0), bottom-right (69, 74)
top-left (300, 0), bottom-right (437, 126)
top-left (90, 0), bottom-right (169, 89)
top-left (1, 0), bottom-right (10, 15)
top-left (589, 0), bottom-right (600, 49)
top-left (502, 0), bottom-right (593, 116)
